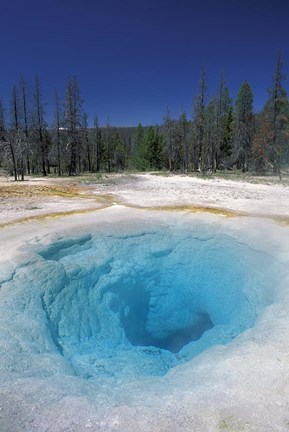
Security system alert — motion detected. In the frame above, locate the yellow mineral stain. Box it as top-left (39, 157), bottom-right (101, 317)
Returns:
top-left (142, 204), bottom-right (241, 217)
top-left (0, 205), bottom-right (111, 229)
top-left (1, 182), bottom-right (289, 228)
top-left (0, 183), bottom-right (113, 202)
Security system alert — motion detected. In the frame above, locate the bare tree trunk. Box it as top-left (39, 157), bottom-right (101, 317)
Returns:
top-left (20, 76), bottom-right (30, 175)
top-left (9, 141), bottom-right (18, 181)
top-left (57, 127), bottom-right (61, 176)
top-left (65, 77), bottom-right (83, 176)
top-left (55, 92), bottom-right (62, 176)
top-left (94, 116), bottom-right (101, 172)
top-left (11, 86), bottom-right (23, 181)
top-left (35, 75), bottom-right (47, 176)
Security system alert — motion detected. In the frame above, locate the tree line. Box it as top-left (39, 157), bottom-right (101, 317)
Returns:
top-left (0, 53), bottom-right (289, 180)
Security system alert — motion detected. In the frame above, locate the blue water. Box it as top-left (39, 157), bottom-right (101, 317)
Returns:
top-left (32, 223), bottom-right (274, 379)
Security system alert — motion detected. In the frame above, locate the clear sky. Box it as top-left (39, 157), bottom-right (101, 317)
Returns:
top-left (1, 0), bottom-right (289, 126)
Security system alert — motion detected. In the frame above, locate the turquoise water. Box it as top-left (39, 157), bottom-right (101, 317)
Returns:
top-left (0, 215), bottom-right (288, 432)
top-left (34, 223), bottom-right (273, 378)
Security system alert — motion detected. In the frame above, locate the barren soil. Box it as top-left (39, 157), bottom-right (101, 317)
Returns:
top-left (0, 172), bottom-right (289, 227)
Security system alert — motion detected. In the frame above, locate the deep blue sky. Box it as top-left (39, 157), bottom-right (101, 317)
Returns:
top-left (1, 0), bottom-right (289, 126)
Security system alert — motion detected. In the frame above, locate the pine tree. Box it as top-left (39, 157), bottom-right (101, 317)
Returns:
top-left (178, 110), bottom-right (189, 172)
top-left (51, 90), bottom-right (63, 176)
top-left (146, 127), bottom-right (163, 170)
top-left (34, 75), bottom-right (48, 176)
top-left (20, 76), bottom-right (31, 175)
top-left (0, 99), bottom-right (18, 181)
top-left (214, 76), bottom-right (233, 170)
top-left (113, 131), bottom-right (126, 171)
top-left (93, 115), bottom-right (103, 172)
top-left (82, 112), bottom-right (91, 172)
top-left (192, 66), bottom-right (207, 171)
top-left (220, 104), bottom-right (233, 166)
top-left (103, 118), bottom-right (113, 172)
top-left (134, 122), bottom-right (149, 170)
top-left (10, 85), bottom-right (26, 180)
top-left (233, 81), bottom-right (254, 172)
top-left (163, 108), bottom-right (175, 171)
top-left (64, 77), bottom-right (83, 175)
top-left (266, 52), bottom-right (289, 179)
top-left (252, 111), bottom-right (273, 173)
top-left (202, 98), bottom-right (216, 171)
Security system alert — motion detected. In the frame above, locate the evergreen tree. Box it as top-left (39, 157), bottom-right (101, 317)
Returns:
top-left (202, 98), bottom-right (216, 171)
top-left (252, 111), bottom-right (273, 173)
top-left (266, 52), bottom-right (289, 178)
top-left (192, 66), bottom-right (207, 171)
top-left (19, 76), bottom-right (31, 175)
top-left (146, 126), bottom-right (163, 170)
top-left (64, 76), bottom-right (83, 175)
top-left (233, 81), bottom-right (254, 172)
top-left (51, 90), bottom-right (63, 176)
top-left (134, 122), bottom-right (149, 170)
top-left (135, 122), bottom-right (144, 145)
top-left (0, 98), bottom-right (18, 181)
top-left (93, 115), bottom-right (104, 172)
top-left (113, 131), bottom-right (126, 171)
top-left (163, 108), bottom-right (175, 171)
top-left (33, 75), bottom-right (48, 176)
top-left (178, 110), bottom-right (189, 172)
top-left (220, 104), bottom-right (233, 166)
top-left (0, 99), bottom-right (6, 167)
top-left (214, 76), bottom-right (233, 170)
top-left (10, 85), bottom-right (26, 180)
top-left (104, 118), bottom-right (113, 172)
top-left (82, 112), bottom-right (91, 172)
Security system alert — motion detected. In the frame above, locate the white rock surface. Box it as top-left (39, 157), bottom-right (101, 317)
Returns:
top-left (0, 174), bottom-right (289, 431)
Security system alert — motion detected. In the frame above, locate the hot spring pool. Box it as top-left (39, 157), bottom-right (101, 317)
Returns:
top-left (1, 208), bottom-right (289, 431)
top-left (37, 224), bottom-right (271, 378)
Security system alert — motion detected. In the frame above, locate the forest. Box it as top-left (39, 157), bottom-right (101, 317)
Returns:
top-left (0, 53), bottom-right (288, 180)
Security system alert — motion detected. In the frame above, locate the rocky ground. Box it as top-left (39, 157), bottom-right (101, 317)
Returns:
top-left (1, 172), bottom-right (289, 431)
top-left (0, 172), bottom-right (289, 227)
